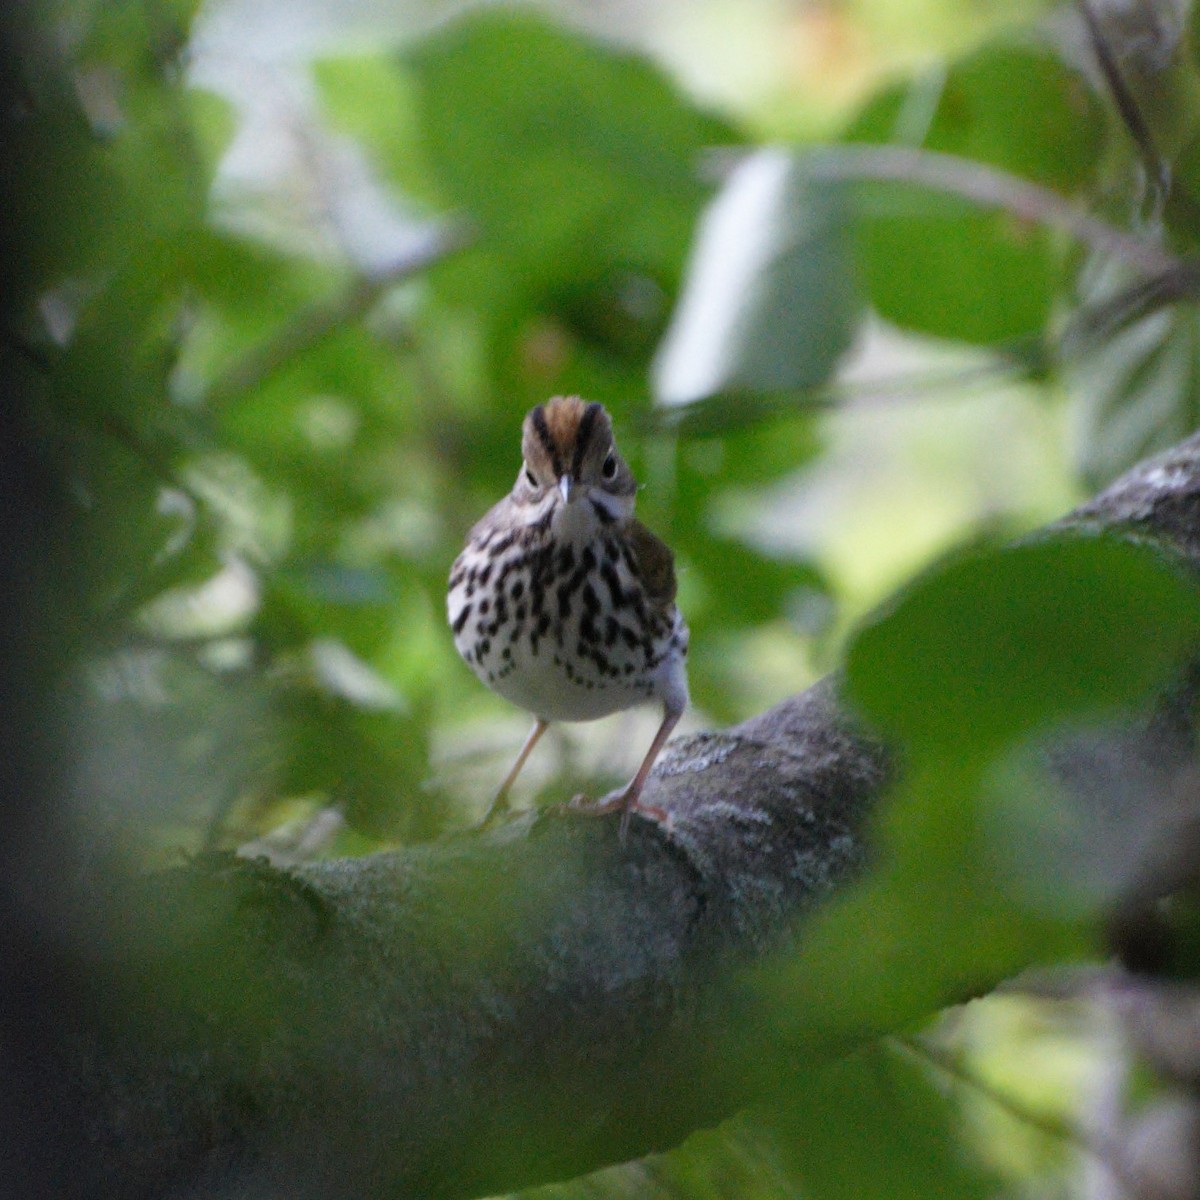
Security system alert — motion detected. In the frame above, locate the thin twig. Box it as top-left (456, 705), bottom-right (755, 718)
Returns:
top-left (203, 221), bottom-right (472, 409)
top-left (648, 353), bottom-right (1039, 433)
top-left (650, 246), bottom-right (1200, 431)
top-left (1061, 258), bottom-right (1200, 355)
top-left (896, 1033), bottom-right (1143, 1195)
top-left (1074, 0), bottom-right (1170, 217)
top-left (798, 144), bottom-right (1179, 276)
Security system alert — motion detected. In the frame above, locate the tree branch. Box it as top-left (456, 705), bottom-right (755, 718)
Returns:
top-left (1073, 0), bottom-right (1170, 217)
top-left (798, 144), bottom-right (1179, 276)
top-left (202, 221), bottom-right (471, 408)
top-left (49, 431), bottom-right (1200, 1200)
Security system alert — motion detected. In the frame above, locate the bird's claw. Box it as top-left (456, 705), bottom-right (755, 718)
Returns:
top-left (555, 789), bottom-right (671, 842)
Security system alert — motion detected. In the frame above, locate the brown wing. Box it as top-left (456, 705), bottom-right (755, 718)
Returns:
top-left (627, 519), bottom-right (677, 607)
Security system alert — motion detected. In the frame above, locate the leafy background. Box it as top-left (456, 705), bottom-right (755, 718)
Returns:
top-left (6, 0), bottom-right (1200, 1194)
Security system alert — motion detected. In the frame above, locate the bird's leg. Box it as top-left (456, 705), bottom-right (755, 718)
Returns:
top-left (616, 704), bottom-right (681, 839)
top-left (568, 704), bottom-right (681, 838)
top-left (480, 717), bottom-right (548, 827)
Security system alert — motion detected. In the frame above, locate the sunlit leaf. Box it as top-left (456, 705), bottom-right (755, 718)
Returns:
top-left (652, 151), bottom-right (859, 408)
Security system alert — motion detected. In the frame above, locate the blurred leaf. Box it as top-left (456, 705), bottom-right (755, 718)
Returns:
top-left (2, 58), bottom-right (126, 305)
top-left (652, 151), bottom-right (860, 408)
top-left (755, 533), bottom-right (1200, 1044)
top-left (278, 684), bottom-right (438, 841)
top-left (53, 235), bottom-right (187, 426)
top-left (682, 541), bottom-right (829, 723)
top-left (258, 565), bottom-right (399, 662)
top-left (1167, 130), bottom-right (1200, 252)
top-left (3, 0), bottom-right (216, 312)
top-left (672, 413), bottom-right (824, 513)
top-left (841, 39), bottom-right (1102, 345)
top-left (853, 197), bottom-right (1059, 345)
top-left (765, 1043), bottom-right (998, 1200)
top-left (845, 533), bottom-right (1200, 758)
top-left (766, 757), bottom-right (1090, 1045)
top-left (313, 53), bottom-right (435, 207)
top-left (75, 647), bottom-right (273, 854)
top-left (684, 536), bottom-right (826, 631)
top-left (409, 9), bottom-right (730, 272)
top-left (184, 85), bottom-right (239, 190)
top-left (407, 8), bottom-right (738, 415)
top-left (654, 1120), bottom-right (801, 1200)
top-left (846, 42), bottom-right (1103, 190)
top-left (72, 439), bottom-right (189, 620)
top-left (663, 413), bottom-right (828, 720)
top-left (71, 0), bottom-right (205, 79)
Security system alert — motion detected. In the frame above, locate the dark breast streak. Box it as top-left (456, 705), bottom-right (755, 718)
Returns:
top-left (453, 523), bottom-right (682, 698)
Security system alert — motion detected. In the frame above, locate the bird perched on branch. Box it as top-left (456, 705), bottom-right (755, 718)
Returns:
top-left (448, 396), bottom-right (688, 835)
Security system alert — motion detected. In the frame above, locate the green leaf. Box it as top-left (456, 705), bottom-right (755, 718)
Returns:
top-left (846, 42), bottom-right (1103, 190)
top-left (1167, 129), bottom-right (1200, 253)
top-left (273, 641), bottom-right (447, 841)
top-left (409, 10), bottom-right (730, 270)
top-left (845, 533), bottom-right (1200, 758)
top-left (658, 1120), bottom-right (801, 1200)
top-left (652, 152), bottom-right (860, 408)
top-left (672, 412), bottom-right (825, 509)
top-left (753, 534), bottom-right (1200, 1044)
top-left (854, 202), bottom-right (1058, 344)
top-left (185, 86), bottom-right (239, 191)
top-left (313, 53), bottom-right (435, 207)
top-left (2, 59), bottom-right (126, 305)
top-left (406, 9), bottom-right (738, 413)
top-left (73, 0), bottom-right (205, 80)
top-left (767, 758), bottom-right (1088, 1044)
top-left (258, 565), bottom-right (399, 663)
top-left (53, 235), bottom-right (187, 426)
top-left (765, 1044), bottom-right (999, 1200)
top-left (684, 536), bottom-right (826, 630)
top-left (841, 40), bottom-right (1103, 345)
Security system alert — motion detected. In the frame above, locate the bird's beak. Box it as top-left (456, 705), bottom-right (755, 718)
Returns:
top-left (558, 474), bottom-right (574, 504)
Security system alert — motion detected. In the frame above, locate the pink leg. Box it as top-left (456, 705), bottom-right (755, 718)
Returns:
top-left (564, 704), bottom-right (682, 836)
top-left (616, 705), bottom-right (682, 839)
top-left (480, 718), bottom-right (548, 827)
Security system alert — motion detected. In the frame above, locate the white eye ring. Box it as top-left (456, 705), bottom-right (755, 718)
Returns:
top-left (602, 452), bottom-right (617, 480)
top-left (524, 466), bottom-right (538, 488)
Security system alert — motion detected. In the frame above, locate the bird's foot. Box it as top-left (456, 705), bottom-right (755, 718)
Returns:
top-left (475, 796), bottom-right (511, 830)
top-left (558, 789), bottom-right (671, 842)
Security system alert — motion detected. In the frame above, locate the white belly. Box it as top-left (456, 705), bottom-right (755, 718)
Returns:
top-left (490, 639), bottom-right (660, 721)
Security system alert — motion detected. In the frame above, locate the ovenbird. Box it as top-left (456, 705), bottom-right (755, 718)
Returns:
top-left (448, 396), bottom-right (688, 834)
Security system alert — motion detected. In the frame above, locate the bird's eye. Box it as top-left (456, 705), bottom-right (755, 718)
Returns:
top-left (601, 452), bottom-right (617, 481)
top-left (524, 466), bottom-right (538, 488)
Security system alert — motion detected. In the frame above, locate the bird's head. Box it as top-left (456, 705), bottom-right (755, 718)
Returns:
top-left (517, 397), bottom-right (636, 526)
